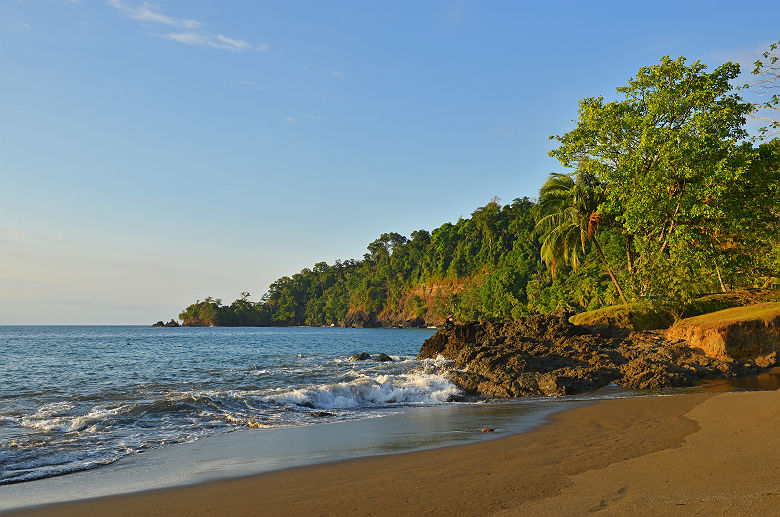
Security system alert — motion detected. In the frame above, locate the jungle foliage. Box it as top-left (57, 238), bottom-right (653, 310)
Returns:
top-left (180, 54), bottom-right (780, 327)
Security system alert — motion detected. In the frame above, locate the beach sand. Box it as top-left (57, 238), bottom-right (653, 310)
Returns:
top-left (6, 390), bottom-right (778, 516)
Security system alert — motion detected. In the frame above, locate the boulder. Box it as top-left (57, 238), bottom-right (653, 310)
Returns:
top-left (375, 353), bottom-right (393, 362)
top-left (350, 352), bottom-right (372, 361)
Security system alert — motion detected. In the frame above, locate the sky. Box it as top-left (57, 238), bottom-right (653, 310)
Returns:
top-left (1, 0), bottom-right (778, 324)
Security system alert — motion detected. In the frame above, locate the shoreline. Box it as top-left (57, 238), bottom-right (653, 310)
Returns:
top-left (5, 389), bottom-right (779, 516)
top-left (0, 397), bottom-right (593, 511)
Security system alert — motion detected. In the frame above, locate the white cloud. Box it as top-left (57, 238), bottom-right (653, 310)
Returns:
top-left (109, 0), bottom-right (201, 28)
top-left (109, 1), bottom-right (265, 52)
top-left (165, 31), bottom-right (208, 46)
top-left (283, 117), bottom-right (298, 123)
top-left (215, 34), bottom-right (251, 51)
top-left (18, 22), bottom-right (31, 30)
top-left (166, 32), bottom-right (256, 52)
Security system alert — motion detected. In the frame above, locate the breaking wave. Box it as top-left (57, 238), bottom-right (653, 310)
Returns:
top-left (1, 334), bottom-right (458, 485)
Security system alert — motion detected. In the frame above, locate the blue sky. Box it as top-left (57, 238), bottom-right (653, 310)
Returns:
top-left (1, 0), bottom-right (778, 324)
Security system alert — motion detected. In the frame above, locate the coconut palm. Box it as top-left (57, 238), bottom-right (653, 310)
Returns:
top-left (534, 171), bottom-right (628, 305)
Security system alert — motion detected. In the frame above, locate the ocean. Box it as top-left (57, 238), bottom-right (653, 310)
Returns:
top-left (0, 325), bottom-right (472, 485)
top-left (5, 325), bottom-right (778, 510)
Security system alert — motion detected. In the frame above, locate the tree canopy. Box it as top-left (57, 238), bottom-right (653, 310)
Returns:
top-left (548, 56), bottom-right (779, 308)
top-left (178, 55), bottom-right (780, 327)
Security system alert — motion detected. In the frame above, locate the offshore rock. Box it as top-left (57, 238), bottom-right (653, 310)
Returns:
top-left (153, 319), bottom-right (180, 327)
top-left (350, 352), bottom-right (372, 361)
top-left (418, 315), bottom-right (762, 398)
top-left (375, 353), bottom-right (393, 362)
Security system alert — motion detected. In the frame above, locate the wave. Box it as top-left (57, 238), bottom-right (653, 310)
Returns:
top-left (2, 353), bottom-right (461, 485)
top-left (269, 366), bottom-right (462, 409)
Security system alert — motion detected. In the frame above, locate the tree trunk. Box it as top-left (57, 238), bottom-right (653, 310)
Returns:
top-left (625, 233), bottom-right (635, 274)
top-left (593, 238), bottom-right (629, 305)
top-left (715, 262), bottom-right (727, 293)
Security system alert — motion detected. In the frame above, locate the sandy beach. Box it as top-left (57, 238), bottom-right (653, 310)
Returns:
top-left (5, 389), bottom-right (778, 516)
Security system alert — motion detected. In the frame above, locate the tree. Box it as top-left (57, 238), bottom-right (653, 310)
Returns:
top-left (534, 171), bottom-right (628, 305)
top-left (549, 56), bottom-right (765, 305)
top-left (745, 41), bottom-right (779, 138)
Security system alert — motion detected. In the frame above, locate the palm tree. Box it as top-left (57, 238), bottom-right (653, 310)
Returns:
top-left (534, 171), bottom-right (628, 305)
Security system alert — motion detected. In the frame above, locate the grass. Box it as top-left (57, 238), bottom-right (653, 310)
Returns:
top-left (570, 290), bottom-right (779, 331)
top-left (570, 304), bottom-right (674, 330)
top-left (672, 302), bottom-right (780, 331)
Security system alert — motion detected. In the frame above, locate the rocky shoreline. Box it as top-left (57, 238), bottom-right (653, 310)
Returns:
top-left (417, 312), bottom-right (778, 397)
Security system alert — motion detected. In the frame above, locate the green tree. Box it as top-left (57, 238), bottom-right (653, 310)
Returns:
top-left (549, 56), bottom-right (765, 306)
top-left (534, 171), bottom-right (628, 305)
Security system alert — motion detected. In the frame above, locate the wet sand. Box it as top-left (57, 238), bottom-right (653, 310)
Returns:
top-left (6, 390), bottom-right (779, 516)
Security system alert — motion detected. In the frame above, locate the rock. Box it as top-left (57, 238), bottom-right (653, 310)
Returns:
top-left (481, 428), bottom-right (495, 433)
top-left (350, 352), bottom-right (372, 361)
top-left (153, 319), bottom-right (180, 327)
top-left (755, 351), bottom-right (777, 369)
top-left (310, 411), bottom-right (333, 417)
top-left (666, 303), bottom-right (780, 363)
top-left (375, 353), bottom-right (393, 362)
top-left (182, 319), bottom-right (209, 327)
top-left (343, 309), bottom-right (379, 328)
top-left (418, 314), bottom-right (765, 398)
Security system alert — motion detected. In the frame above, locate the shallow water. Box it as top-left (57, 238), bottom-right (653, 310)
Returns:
top-left (0, 398), bottom-right (592, 510)
top-left (691, 366), bottom-right (780, 392)
top-left (0, 326), bottom-right (447, 484)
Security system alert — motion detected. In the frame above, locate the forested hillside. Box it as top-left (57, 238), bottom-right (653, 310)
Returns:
top-left (178, 53), bottom-right (780, 327)
top-left (180, 197), bottom-right (593, 326)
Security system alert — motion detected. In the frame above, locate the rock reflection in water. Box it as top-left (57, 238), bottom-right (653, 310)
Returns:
top-left (697, 367), bottom-right (780, 392)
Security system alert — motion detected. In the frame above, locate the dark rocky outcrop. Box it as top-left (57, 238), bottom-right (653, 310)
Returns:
top-left (349, 352), bottom-right (394, 362)
top-left (418, 314), bottom-right (770, 398)
top-left (153, 319), bottom-right (180, 327)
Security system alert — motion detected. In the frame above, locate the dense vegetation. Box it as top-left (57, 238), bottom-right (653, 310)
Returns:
top-left (179, 52), bottom-right (780, 327)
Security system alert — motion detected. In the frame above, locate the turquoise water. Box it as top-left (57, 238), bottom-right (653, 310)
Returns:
top-left (0, 326), bottom-right (448, 484)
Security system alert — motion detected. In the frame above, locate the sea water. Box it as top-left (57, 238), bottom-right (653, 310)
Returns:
top-left (0, 325), bottom-right (459, 485)
top-left (0, 326), bottom-right (460, 484)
